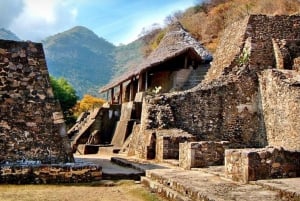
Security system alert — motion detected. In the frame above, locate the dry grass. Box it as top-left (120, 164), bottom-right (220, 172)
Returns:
top-left (0, 180), bottom-right (166, 201)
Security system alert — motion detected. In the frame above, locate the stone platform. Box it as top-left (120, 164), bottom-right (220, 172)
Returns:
top-left (110, 156), bottom-right (300, 201)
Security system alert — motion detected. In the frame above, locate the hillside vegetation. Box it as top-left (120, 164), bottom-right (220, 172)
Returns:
top-left (148, 0), bottom-right (300, 54)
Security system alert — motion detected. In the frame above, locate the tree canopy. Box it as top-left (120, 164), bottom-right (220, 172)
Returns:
top-left (50, 76), bottom-right (78, 124)
top-left (72, 94), bottom-right (106, 117)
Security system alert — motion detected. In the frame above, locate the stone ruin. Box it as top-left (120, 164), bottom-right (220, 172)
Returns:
top-left (121, 15), bottom-right (300, 182)
top-left (0, 40), bottom-right (101, 183)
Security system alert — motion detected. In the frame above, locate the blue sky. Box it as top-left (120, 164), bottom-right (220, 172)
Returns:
top-left (0, 0), bottom-right (197, 45)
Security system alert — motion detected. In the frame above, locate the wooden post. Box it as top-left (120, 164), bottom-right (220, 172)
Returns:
top-left (184, 55), bottom-right (188, 68)
top-left (110, 88), bottom-right (114, 104)
top-left (119, 83), bottom-right (123, 104)
top-left (138, 73), bottom-right (145, 92)
top-left (130, 78), bottom-right (134, 101)
top-left (145, 71), bottom-right (148, 91)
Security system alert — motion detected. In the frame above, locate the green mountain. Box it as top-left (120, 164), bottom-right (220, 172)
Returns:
top-left (113, 38), bottom-right (144, 79)
top-left (43, 26), bottom-right (116, 97)
top-left (0, 26), bottom-right (145, 98)
top-left (0, 28), bottom-right (20, 41)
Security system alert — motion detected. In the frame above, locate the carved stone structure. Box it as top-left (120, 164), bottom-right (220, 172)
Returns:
top-left (120, 15), bottom-right (300, 182)
top-left (0, 40), bottom-right (101, 183)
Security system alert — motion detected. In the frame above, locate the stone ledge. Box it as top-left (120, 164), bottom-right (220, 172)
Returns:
top-left (0, 162), bottom-right (102, 184)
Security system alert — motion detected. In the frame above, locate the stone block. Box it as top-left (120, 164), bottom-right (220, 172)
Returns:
top-left (225, 147), bottom-right (300, 183)
top-left (155, 129), bottom-right (196, 161)
top-left (179, 141), bottom-right (229, 169)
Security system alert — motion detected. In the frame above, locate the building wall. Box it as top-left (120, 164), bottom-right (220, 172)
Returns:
top-left (141, 74), bottom-right (266, 149)
top-left (0, 40), bottom-right (73, 164)
top-left (205, 15), bottom-right (300, 83)
top-left (259, 70), bottom-right (300, 151)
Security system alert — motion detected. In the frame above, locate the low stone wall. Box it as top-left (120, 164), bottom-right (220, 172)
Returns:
top-left (225, 147), bottom-right (300, 183)
top-left (156, 129), bottom-right (196, 161)
top-left (179, 141), bottom-right (229, 169)
top-left (0, 162), bottom-right (102, 184)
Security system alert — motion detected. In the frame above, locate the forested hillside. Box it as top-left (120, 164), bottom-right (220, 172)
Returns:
top-left (43, 26), bottom-right (116, 97)
top-left (146, 0), bottom-right (300, 54)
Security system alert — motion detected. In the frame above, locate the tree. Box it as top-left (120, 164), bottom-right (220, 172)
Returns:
top-left (72, 94), bottom-right (106, 117)
top-left (50, 76), bottom-right (78, 126)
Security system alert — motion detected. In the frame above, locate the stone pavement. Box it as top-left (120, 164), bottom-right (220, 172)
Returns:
top-left (75, 154), bottom-right (300, 201)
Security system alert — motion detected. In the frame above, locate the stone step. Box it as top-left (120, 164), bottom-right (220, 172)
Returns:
top-left (144, 168), bottom-right (288, 201)
top-left (141, 176), bottom-right (193, 201)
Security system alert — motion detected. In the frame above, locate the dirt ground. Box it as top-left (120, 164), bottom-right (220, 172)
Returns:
top-left (0, 180), bottom-right (166, 201)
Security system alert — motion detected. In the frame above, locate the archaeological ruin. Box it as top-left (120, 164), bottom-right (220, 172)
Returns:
top-left (71, 14), bottom-right (300, 185)
top-left (1, 14), bottom-right (299, 194)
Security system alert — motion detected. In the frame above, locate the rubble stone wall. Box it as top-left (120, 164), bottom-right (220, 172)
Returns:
top-left (204, 17), bottom-right (249, 83)
top-left (0, 163), bottom-right (102, 184)
top-left (246, 15), bottom-right (300, 72)
top-left (0, 40), bottom-right (73, 164)
top-left (259, 69), bottom-right (300, 151)
top-left (179, 141), bottom-right (229, 169)
top-left (225, 148), bottom-right (300, 183)
top-left (205, 15), bottom-right (300, 83)
top-left (142, 74), bottom-right (266, 149)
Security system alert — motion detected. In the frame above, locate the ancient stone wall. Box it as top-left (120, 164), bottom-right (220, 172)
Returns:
top-left (0, 162), bottom-right (102, 184)
top-left (225, 148), bottom-right (300, 183)
top-left (141, 74), bottom-right (266, 149)
top-left (179, 141), bottom-right (229, 170)
top-left (204, 16), bottom-right (249, 83)
top-left (246, 15), bottom-right (300, 72)
top-left (0, 40), bottom-right (73, 164)
top-left (205, 15), bottom-right (300, 83)
top-left (259, 69), bottom-right (300, 151)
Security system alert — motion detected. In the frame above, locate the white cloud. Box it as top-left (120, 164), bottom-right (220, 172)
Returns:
top-left (0, 0), bottom-right (24, 28)
top-left (9, 0), bottom-right (78, 41)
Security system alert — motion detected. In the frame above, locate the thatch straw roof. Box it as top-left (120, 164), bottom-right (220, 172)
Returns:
top-left (99, 22), bottom-right (212, 93)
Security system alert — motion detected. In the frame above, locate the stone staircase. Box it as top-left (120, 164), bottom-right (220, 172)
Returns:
top-left (68, 108), bottom-right (101, 145)
top-left (109, 156), bottom-right (300, 201)
top-left (181, 64), bottom-right (210, 90)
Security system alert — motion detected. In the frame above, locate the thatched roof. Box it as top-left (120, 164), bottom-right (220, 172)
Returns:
top-left (99, 22), bottom-right (212, 93)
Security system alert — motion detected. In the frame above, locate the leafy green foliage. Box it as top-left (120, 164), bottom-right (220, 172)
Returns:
top-left (50, 76), bottom-right (78, 126)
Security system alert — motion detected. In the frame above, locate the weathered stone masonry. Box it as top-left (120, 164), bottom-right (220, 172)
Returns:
top-left (0, 40), bottom-right (73, 164)
top-left (0, 40), bottom-right (102, 184)
top-left (259, 70), bottom-right (300, 151)
top-left (130, 15), bottom-right (300, 182)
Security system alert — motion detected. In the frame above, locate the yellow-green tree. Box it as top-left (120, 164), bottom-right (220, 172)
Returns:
top-left (72, 94), bottom-right (106, 117)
